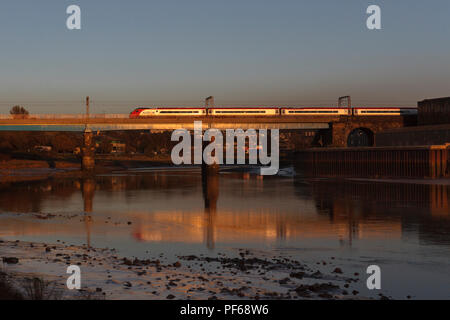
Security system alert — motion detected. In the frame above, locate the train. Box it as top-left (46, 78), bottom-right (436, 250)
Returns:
top-left (129, 106), bottom-right (418, 118)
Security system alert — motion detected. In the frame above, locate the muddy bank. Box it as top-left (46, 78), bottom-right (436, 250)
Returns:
top-left (0, 157), bottom-right (177, 181)
top-left (0, 239), bottom-right (385, 300)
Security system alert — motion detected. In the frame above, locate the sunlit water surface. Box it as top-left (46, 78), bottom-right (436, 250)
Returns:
top-left (0, 168), bottom-right (449, 299)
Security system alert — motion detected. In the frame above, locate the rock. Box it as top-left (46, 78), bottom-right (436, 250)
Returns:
top-left (166, 294), bottom-right (175, 299)
top-left (332, 267), bottom-right (343, 274)
top-left (180, 255), bottom-right (198, 261)
top-left (123, 282), bottom-right (132, 288)
top-left (96, 288), bottom-right (102, 292)
top-left (352, 290), bottom-right (359, 295)
top-left (289, 272), bottom-right (305, 279)
top-left (295, 283), bottom-right (339, 296)
top-left (45, 247), bottom-right (51, 252)
top-left (173, 261), bottom-right (181, 268)
top-left (2, 257), bottom-right (19, 264)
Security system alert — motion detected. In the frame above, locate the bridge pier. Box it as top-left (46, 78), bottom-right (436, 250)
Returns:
top-left (81, 127), bottom-right (95, 172)
top-left (201, 134), bottom-right (220, 175)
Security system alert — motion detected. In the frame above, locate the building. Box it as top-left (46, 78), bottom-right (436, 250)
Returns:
top-left (418, 97), bottom-right (450, 126)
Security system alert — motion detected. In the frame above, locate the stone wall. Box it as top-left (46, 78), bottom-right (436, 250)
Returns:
top-left (330, 116), bottom-right (411, 147)
top-left (376, 124), bottom-right (450, 147)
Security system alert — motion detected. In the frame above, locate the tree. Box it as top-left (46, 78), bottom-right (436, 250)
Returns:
top-left (10, 105), bottom-right (29, 119)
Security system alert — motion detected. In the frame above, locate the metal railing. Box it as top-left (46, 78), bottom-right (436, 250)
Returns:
top-left (297, 145), bottom-right (450, 179)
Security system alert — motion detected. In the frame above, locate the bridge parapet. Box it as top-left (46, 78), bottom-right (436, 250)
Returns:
top-left (0, 114), bottom-right (129, 120)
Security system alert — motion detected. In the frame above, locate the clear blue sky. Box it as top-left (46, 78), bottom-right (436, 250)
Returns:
top-left (0, 0), bottom-right (449, 113)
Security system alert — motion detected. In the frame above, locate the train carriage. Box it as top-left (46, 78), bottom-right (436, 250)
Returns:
top-left (130, 107), bottom-right (206, 118)
top-left (281, 108), bottom-right (351, 116)
top-left (353, 108), bottom-right (418, 116)
top-left (207, 107), bottom-right (280, 116)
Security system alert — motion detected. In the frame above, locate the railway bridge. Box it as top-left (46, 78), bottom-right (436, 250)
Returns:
top-left (0, 113), bottom-right (415, 171)
top-left (0, 114), bottom-right (414, 148)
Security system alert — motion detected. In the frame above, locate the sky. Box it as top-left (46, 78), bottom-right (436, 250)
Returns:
top-left (0, 0), bottom-right (449, 113)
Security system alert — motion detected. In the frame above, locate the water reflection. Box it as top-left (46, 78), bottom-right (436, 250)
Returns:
top-left (82, 177), bottom-right (95, 248)
top-left (202, 173), bottom-right (219, 249)
top-left (300, 179), bottom-right (450, 247)
top-left (0, 171), bottom-right (449, 250)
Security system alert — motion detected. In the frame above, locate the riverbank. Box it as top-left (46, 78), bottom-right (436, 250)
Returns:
top-left (0, 239), bottom-right (376, 300)
top-left (0, 157), bottom-right (174, 182)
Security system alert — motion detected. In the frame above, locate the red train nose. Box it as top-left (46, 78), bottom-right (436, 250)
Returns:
top-left (130, 110), bottom-right (140, 118)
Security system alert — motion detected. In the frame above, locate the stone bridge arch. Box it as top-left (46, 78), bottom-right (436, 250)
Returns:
top-left (347, 127), bottom-right (374, 147)
top-left (330, 117), bottom-right (412, 147)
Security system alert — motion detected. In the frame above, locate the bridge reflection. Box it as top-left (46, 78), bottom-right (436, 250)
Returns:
top-left (202, 172), bottom-right (219, 249)
top-left (0, 172), bottom-right (449, 249)
top-left (81, 177), bottom-right (95, 248)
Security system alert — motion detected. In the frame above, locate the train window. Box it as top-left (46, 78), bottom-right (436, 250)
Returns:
top-left (288, 110), bottom-right (338, 114)
top-left (361, 110), bottom-right (398, 114)
top-left (159, 111), bottom-right (198, 114)
top-left (215, 110), bottom-right (266, 114)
